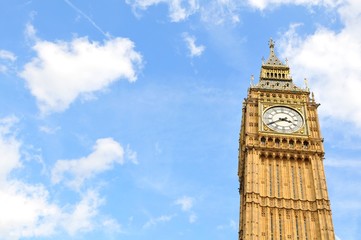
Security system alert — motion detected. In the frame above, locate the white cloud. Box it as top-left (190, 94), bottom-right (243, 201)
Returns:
top-left (126, 0), bottom-right (242, 24)
top-left (278, 0), bottom-right (361, 129)
top-left (182, 33), bottom-right (205, 57)
top-left (0, 181), bottom-right (61, 239)
top-left (51, 138), bottom-right (125, 189)
top-left (246, 0), bottom-right (342, 10)
top-left (20, 25), bottom-right (142, 114)
top-left (189, 213), bottom-right (197, 223)
top-left (126, 0), bottom-right (342, 25)
top-left (199, 0), bottom-right (241, 25)
top-left (216, 219), bottom-right (238, 230)
top-left (174, 196), bottom-right (197, 223)
top-left (126, 0), bottom-right (199, 22)
top-left (175, 196), bottom-right (194, 211)
top-left (126, 144), bottom-right (139, 164)
top-left (0, 117), bottom-right (109, 239)
top-left (0, 49), bottom-right (16, 74)
top-left (0, 50), bottom-right (16, 62)
top-left (101, 218), bottom-right (123, 233)
top-left (142, 214), bottom-right (174, 229)
top-left (62, 190), bottom-right (104, 235)
top-left (39, 125), bottom-right (61, 134)
top-left (0, 116), bottom-right (21, 182)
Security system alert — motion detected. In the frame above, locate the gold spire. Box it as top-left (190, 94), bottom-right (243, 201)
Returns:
top-left (263, 38), bottom-right (286, 66)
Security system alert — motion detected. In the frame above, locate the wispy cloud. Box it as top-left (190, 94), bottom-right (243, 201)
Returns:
top-left (126, 0), bottom-right (199, 22)
top-left (143, 214), bottom-right (174, 229)
top-left (126, 0), bottom-right (340, 25)
top-left (325, 158), bottom-right (361, 168)
top-left (246, 0), bottom-right (341, 10)
top-left (182, 33), bottom-right (205, 57)
top-left (39, 125), bottom-right (61, 134)
top-left (126, 0), bottom-right (241, 25)
top-left (174, 196), bottom-right (197, 223)
top-left (217, 219), bottom-right (237, 231)
top-left (63, 0), bottom-right (110, 38)
top-left (0, 49), bottom-right (17, 73)
top-left (175, 196), bottom-right (194, 211)
top-left (51, 138), bottom-right (126, 189)
top-left (0, 49), bottom-right (16, 62)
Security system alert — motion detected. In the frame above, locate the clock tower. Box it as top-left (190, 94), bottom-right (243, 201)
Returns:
top-left (238, 39), bottom-right (335, 239)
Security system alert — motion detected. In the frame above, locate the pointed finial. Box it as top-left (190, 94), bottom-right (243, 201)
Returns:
top-left (269, 38), bottom-right (275, 49)
top-left (304, 78), bottom-right (309, 89)
top-left (250, 75), bottom-right (254, 86)
top-left (262, 56), bottom-right (265, 64)
top-left (311, 92), bottom-right (315, 102)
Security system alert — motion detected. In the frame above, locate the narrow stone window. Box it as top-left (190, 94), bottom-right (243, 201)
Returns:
top-left (276, 165), bottom-right (281, 197)
top-left (269, 164), bottom-right (273, 196)
top-left (270, 213), bottom-right (274, 240)
top-left (299, 167), bottom-right (304, 199)
top-left (295, 216), bottom-right (300, 240)
top-left (291, 166), bottom-right (296, 198)
top-left (304, 217), bottom-right (308, 240)
top-left (279, 214), bottom-right (283, 240)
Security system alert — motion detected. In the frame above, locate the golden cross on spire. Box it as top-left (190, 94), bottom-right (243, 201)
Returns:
top-left (269, 38), bottom-right (275, 49)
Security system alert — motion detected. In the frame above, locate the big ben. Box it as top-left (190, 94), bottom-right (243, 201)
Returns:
top-left (238, 39), bottom-right (335, 239)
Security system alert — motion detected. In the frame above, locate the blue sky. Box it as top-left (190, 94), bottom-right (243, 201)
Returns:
top-left (0, 0), bottom-right (360, 239)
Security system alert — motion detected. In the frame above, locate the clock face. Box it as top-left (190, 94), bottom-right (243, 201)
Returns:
top-left (263, 106), bottom-right (304, 133)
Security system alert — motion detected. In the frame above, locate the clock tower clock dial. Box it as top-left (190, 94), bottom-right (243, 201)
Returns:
top-left (263, 106), bottom-right (304, 133)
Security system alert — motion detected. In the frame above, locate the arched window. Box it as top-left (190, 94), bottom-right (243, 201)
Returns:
top-left (261, 137), bottom-right (266, 145)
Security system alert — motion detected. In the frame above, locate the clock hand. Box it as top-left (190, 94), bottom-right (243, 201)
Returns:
top-left (282, 117), bottom-right (292, 123)
top-left (268, 117), bottom-right (292, 125)
top-left (267, 118), bottom-right (284, 125)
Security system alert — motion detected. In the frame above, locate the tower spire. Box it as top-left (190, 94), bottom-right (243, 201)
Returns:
top-left (264, 38), bottom-right (285, 66)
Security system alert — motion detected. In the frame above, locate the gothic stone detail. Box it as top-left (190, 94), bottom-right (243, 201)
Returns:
top-left (238, 39), bottom-right (335, 240)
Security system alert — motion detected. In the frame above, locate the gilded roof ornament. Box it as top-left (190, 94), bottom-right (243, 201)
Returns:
top-left (264, 38), bottom-right (285, 66)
